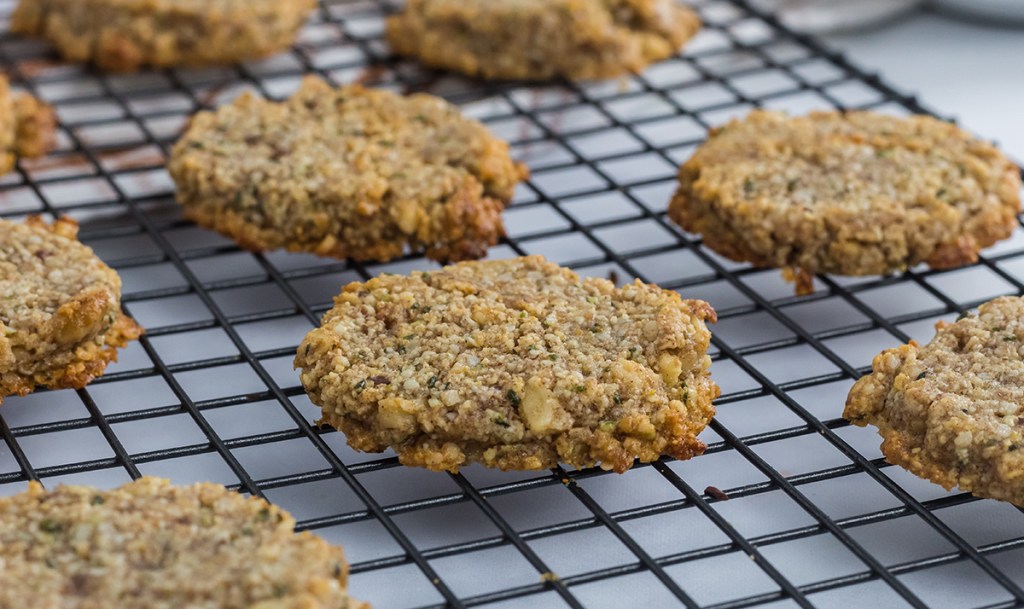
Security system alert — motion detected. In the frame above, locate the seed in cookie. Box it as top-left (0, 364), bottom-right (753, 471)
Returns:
top-left (0, 75), bottom-right (55, 176)
top-left (845, 296), bottom-right (1024, 506)
top-left (0, 216), bottom-right (143, 403)
top-left (386, 0), bottom-right (701, 81)
top-left (0, 477), bottom-right (368, 609)
top-left (295, 255), bottom-right (718, 473)
top-left (11, 0), bottom-right (316, 72)
top-left (169, 76), bottom-right (528, 263)
top-left (668, 110), bottom-right (1021, 295)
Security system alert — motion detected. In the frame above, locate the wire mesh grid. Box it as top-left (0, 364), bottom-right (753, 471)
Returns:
top-left (1, 0), bottom-right (1024, 607)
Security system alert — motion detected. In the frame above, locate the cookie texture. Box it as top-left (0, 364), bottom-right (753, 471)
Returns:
top-left (169, 77), bottom-right (527, 263)
top-left (845, 296), bottom-right (1024, 506)
top-left (0, 216), bottom-right (142, 403)
top-left (296, 255), bottom-right (718, 473)
top-left (11, 0), bottom-right (316, 72)
top-left (0, 477), bottom-right (368, 609)
top-left (0, 75), bottom-right (55, 175)
top-left (386, 0), bottom-right (701, 81)
top-left (669, 110), bottom-right (1021, 294)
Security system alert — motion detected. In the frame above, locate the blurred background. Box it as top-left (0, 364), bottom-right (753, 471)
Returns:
top-left (760, 0), bottom-right (1024, 163)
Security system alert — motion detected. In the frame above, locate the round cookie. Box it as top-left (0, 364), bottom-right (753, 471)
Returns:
top-left (169, 77), bottom-right (528, 263)
top-left (846, 296), bottom-right (1024, 506)
top-left (0, 216), bottom-right (143, 403)
top-left (11, 0), bottom-right (316, 72)
top-left (385, 0), bottom-right (701, 81)
top-left (668, 110), bottom-right (1021, 295)
top-left (296, 255), bottom-right (719, 473)
top-left (0, 477), bottom-right (368, 609)
top-left (0, 75), bottom-right (55, 176)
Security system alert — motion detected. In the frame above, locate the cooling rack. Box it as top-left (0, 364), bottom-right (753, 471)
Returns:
top-left (2, 1), bottom-right (1024, 607)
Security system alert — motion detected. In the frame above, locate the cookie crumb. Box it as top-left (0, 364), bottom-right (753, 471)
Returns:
top-left (704, 485), bottom-right (729, 501)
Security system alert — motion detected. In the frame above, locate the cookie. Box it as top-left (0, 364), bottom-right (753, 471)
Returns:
top-left (169, 77), bottom-right (528, 263)
top-left (0, 75), bottom-right (55, 175)
top-left (668, 110), bottom-right (1021, 295)
top-left (0, 477), bottom-right (368, 609)
top-left (11, 0), bottom-right (316, 72)
top-left (295, 255), bottom-right (718, 473)
top-left (845, 296), bottom-right (1024, 506)
top-left (0, 216), bottom-right (143, 403)
top-left (386, 0), bottom-right (701, 81)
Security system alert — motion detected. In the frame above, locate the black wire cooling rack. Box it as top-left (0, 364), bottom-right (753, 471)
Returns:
top-left (3, 1), bottom-right (1024, 608)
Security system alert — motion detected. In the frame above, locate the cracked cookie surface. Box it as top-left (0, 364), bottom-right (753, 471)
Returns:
top-left (12, 0), bottom-right (315, 72)
top-left (846, 296), bottom-right (1024, 506)
top-left (296, 255), bottom-right (718, 473)
top-left (0, 477), bottom-right (368, 609)
top-left (0, 216), bottom-right (142, 403)
top-left (169, 77), bottom-right (527, 263)
top-left (386, 0), bottom-right (701, 81)
top-left (668, 110), bottom-right (1021, 295)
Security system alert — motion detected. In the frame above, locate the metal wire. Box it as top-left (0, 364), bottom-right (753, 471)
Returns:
top-left (1, 1), bottom-right (1024, 607)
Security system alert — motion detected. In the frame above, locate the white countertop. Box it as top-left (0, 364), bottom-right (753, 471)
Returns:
top-left (822, 9), bottom-right (1024, 164)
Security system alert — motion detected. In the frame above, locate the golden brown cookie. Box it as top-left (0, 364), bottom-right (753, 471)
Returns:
top-left (11, 0), bottom-right (316, 72)
top-left (846, 296), bottom-right (1024, 506)
top-left (0, 477), bottom-right (368, 609)
top-left (169, 77), bottom-right (528, 263)
top-left (0, 216), bottom-right (143, 403)
top-left (386, 0), bottom-right (701, 81)
top-left (0, 75), bottom-right (55, 175)
top-left (296, 255), bottom-right (718, 473)
top-left (668, 110), bottom-right (1021, 295)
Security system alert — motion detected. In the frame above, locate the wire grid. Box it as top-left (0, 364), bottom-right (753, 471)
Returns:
top-left (2, 1), bottom-right (1024, 607)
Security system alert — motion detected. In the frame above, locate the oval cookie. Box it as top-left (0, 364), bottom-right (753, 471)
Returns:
top-left (0, 216), bottom-right (142, 403)
top-left (169, 77), bottom-right (528, 264)
top-left (846, 296), bottom-right (1024, 506)
top-left (0, 477), bottom-right (367, 609)
top-left (296, 255), bottom-right (718, 473)
top-left (669, 110), bottom-right (1021, 294)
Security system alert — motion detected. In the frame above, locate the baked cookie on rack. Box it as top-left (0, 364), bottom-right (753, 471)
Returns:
top-left (386, 0), bottom-right (701, 81)
top-left (0, 477), bottom-right (368, 609)
top-left (668, 110), bottom-right (1021, 295)
top-left (11, 0), bottom-right (316, 72)
top-left (845, 296), bottom-right (1024, 506)
top-left (0, 216), bottom-right (142, 404)
top-left (0, 75), bottom-right (55, 176)
top-left (296, 255), bottom-right (718, 473)
top-left (169, 76), bottom-right (528, 263)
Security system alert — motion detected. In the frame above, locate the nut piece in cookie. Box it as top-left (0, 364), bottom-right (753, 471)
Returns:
top-left (669, 110), bottom-right (1021, 295)
top-left (11, 0), bottom-right (316, 72)
top-left (295, 255), bottom-right (718, 473)
top-left (386, 0), bottom-right (701, 81)
top-left (0, 477), bottom-right (369, 609)
top-left (845, 296), bottom-right (1024, 506)
top-left (0, 75), bottom-right (55, 176)
top-left (0, 216), bottom-right (143, 403)
top-left (169, 76), bottom-right (528, 263)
